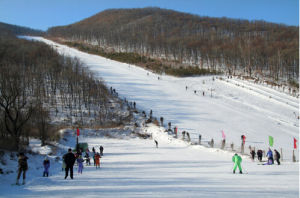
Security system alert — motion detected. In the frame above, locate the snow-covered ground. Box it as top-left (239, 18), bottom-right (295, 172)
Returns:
top-left (25, 36), bottom-right (299, 159)
top-left (0, 125), bottom-right (298, 198)
top-left (1, 36), bottom-right (297, 197)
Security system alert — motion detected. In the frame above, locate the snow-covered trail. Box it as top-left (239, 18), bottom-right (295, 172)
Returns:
top-left (3, 127), bottom-right (298, 198)
top-left (24, 37), bottom-right (299, 159)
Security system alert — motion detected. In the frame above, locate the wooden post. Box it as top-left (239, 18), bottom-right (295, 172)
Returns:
top-left (292, 150), bottom-right (296, 162)
top-left (241, 143), bottom-right (245, 154)
top-left (221, 139), bottom-right (225, 149)
top-left (198, 134), bottom-right (202, 145)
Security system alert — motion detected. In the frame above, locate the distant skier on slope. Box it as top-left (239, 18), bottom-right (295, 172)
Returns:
top-left (266, 148), bottom-right (274, 164)
top-left (43, 156), bottom-right (50, 177)
top-left (84, 149), bottom-right (91, 166)
top-left (232, 153), bottom-right (243, 174)
top-left (100, 146), bottom-right (104, 156)
top-left (257, 149), bottom-right (263, 162)
top-left (154, 140), bottom-right (158, 148)
top-left (92, 147), bottom-right (96, 166)
top-left (250, 149), bottom-right (256, 161)
top-left (274, 149), bottom-right (280, 165)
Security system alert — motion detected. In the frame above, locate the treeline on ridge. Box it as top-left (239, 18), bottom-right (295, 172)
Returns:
top-left (47, 7), bottom-right (299, 85)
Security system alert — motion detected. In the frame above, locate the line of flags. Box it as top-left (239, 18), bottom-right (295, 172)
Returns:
top-left (268, 136), bottom-right (297, 149)
top-left (220, 132), bottom-right (297, 149)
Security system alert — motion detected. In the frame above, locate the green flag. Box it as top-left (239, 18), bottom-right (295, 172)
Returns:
top-left (269, 136), bottom-right (274, 147)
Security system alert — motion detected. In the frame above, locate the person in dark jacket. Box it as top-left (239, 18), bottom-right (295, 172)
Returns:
top-left (63, 148), bottom-right (76, 179)
top-left (274, 149), bottom-right (281, 165)
top-left (100, 146), bottom-right (104, 156)
top-left (154, 140), bottom-right (158, 148)
top-left (250, 149), bottom-right (256, 161)
top-left (16, 152), bottom-right (28, 185)
top-left (43, 156), bottom-right (50, 177)
top-left (257, 150), bottom-right (263, 162)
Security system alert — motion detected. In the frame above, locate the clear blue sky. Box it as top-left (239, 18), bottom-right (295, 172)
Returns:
top-left (0, 0), bottom-right (298, 30)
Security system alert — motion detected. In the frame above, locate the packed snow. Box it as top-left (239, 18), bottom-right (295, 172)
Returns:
top-left (0, 125), bottom-right (299, 198)
top-left (0, 36), bottom-right (298, 198)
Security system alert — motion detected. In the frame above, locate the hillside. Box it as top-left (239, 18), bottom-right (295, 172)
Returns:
top-left (0, 24), bottom-right (134, 151)
top-left (47, 7), bottom-right (299, 85)
top-left (0, 22), bottom-right (44, 37)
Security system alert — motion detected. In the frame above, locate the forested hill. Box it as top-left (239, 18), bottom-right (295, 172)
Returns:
top-left (0, 22), bottom-right (44, 37)
top-left (47, 7), bottom-right (299, 84)
top-left (0, 23), bottom-right (132, 151)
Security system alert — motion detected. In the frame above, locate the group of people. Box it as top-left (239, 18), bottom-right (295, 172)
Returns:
top-left (250, 148), bottom-right (281, 165)
top-left (232, 148), bottom-right (280, 175)
top-left (15, 142), bottom-right (282, 185)
top-left (15, 152), bottom-right (50, 185)
top-left (62, 145), bottom-right (104, 179)
top-left (266, 148), bottom-right (281, 165)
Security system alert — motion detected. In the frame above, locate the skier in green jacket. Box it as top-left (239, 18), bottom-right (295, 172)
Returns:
top-left (232, 153), bottom-right (243, 174)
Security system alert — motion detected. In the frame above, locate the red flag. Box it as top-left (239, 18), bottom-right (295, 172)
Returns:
top-left (77, 128), bottom-right (80, 137)
top-left (294, 138), bottom-right (297, 149)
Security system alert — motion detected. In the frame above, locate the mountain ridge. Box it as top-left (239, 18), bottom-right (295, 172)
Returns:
top-left (47, 7), bottom-right (299, 85)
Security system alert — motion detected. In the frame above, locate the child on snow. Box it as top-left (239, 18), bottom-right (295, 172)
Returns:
top-left (77, 155), bottom-right (84, 174)
top-left (95, 152), bottom-right (101, 169)
top-left (43, 156), bottom-right (50, 177)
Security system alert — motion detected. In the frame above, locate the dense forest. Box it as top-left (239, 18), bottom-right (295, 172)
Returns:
top-left (0, 24), bottom-right (131, 151)
top-left (48, 7), bottom-right (299, 85)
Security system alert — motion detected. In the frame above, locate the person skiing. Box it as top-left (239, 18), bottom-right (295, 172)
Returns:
top-left (266, 148), bottom-right (274, 164)
top-left (154, 140), bottom-right (158, 148)
top-left (16, 152), bottom-right (28, 185)
top-left (77, 155), bottom-right (84, 174)
top-left (257, 149), bottom-right (263, 162)
top-left (232, 153), bottom-right (242, 174)
top-left (100, 146), bottom-right (104, 156)
top-left (84, 150), bottom-right (90, 166)
top-left (250, 149), bottom-right (256, 161)
top-left (64, 148), bottom-right (76, 179)
top-left (43, 156), bottom-right (50, 177)
top-left (92, 147), bottom-right (96, 166)
top-left (95, 152), bottom-right (101, 169)
top-left (274, 149), bottom-right (281, 165)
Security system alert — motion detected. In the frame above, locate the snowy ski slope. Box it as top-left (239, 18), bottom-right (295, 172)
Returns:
top-left (1, 36), bottom-right (299, 197)
top-left (25, 36), bottom-right (298, 158)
